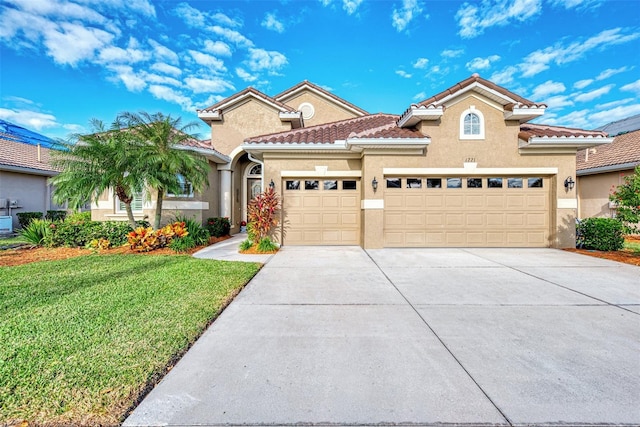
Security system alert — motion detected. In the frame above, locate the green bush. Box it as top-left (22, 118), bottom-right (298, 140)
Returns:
top-left (66, 211), bottom-right (92, 223)
top-left (576, 217), bottom-right (624, 251)
top-left (175, 215), bottom-right (210, 245)
top-left (45, 210), bottom-right (67, 221)
top-left (206, 217), bottom-right (231, 237)
top-left (16, 212), bottom-right (43, 228)
top-left (48, 220), bottom-right (132, 247)
top-left (19, 219), bottom-right (53, 246)
top-left (239, 239), bottom-right (253, 251)
top-left (257, 237), bottom-right (279, 252)
top-left (168, 235), bottom-right (196, 253)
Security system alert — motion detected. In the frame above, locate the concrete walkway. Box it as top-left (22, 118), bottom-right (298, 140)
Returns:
top-left (192, 233), bottom-right (274, 264)
top-left (125, 246), bottom-right (640, 426)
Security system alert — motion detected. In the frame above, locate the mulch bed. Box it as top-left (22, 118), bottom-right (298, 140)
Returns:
top-left (0, 235), bottom-right (232, 267)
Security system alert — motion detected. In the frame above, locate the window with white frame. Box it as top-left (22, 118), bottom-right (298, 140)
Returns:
top-left (117, 191), bottom-right (144, 213)
top-left (460, 106), bottom-right (485, 139)
top-left (167, 174), bottom-right (194, 198)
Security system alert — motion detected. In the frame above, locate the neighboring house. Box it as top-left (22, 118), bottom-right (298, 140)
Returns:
top-left (576, 126), bottom-right (640, 219)
top-left (92, 75), bottom-right (611, 248)
top-left (0, 120), bottom-right (64, 232)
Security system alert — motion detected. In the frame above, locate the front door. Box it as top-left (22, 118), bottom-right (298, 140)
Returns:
top-left (249, 178), bottom-right (262, 201)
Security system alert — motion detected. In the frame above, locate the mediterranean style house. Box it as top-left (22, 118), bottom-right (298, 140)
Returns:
top-left (92, 75), bottom-right (613, 248)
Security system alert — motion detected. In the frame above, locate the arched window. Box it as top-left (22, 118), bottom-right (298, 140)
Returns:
top-left (459, 107), bottom-right (485, 139)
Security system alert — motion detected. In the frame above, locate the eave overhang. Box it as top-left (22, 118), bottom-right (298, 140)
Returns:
top-left (174, 145), bottom-right (230, 164)
top-left (398, 105), bottom-right (444, 128)
top-left (504, 106), bottom-right (546, 122)
top-left (519, 136), bottom-right (613, 151)
top-left (577, 161), bottom-right (640, 176)
top-left (0, 163), bottom-right (59, 176)
top-left (278, 111), bottom-right (304, 128)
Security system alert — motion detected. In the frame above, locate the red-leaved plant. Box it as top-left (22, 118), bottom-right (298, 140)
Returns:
top-left (247, 187), bottom-right (279, 244)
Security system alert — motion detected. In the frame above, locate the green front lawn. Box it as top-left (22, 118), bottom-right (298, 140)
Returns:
top-left (0, 254), bottom-right (260, 426)
top-left (624, 239), bottom-right (640, 253)
top-left (0, 235), bottom-right (27, 246)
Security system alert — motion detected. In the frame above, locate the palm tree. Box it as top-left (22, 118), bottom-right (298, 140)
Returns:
top-left (50, 118), bottom-right (146, 229)
top-left (120, 111), bottom-right (210, 229)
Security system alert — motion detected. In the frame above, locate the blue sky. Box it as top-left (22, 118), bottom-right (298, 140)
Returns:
top-left (1, 0), bottom-right (639, 140)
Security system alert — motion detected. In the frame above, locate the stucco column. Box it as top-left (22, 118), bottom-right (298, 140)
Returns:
top-left (220, 169), bottom-right (232, 219)
top-left (362, 159), bottom-right (384, 249)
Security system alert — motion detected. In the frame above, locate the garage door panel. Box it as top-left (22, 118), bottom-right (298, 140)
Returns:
top-left (283, 179), bottom-right (360, 246)
top-left (384, 176), bottom-right (549, 247)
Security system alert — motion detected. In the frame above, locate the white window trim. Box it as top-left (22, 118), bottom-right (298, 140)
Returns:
top-left (166, 174), bottom-right (194, 198)
top-left (460, 106), bottom-right (485, 140)
top-left (117, 191), bottom-right (144, 213)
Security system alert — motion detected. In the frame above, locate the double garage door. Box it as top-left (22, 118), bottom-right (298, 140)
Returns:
top-left (384, 176), bottom-right (550, 247)
top-left (282, 178), bottom-right (360, 245)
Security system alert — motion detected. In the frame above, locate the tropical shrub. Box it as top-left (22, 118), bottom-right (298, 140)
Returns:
top-left (176, 216), bottom-right (210, 245)
top-left (239, 239), bottom-right (253, 251)
top-left (168, 235), bottom-right (196, 253)
top-left (16, 212), bottom-right (43, 228)
top-left (610, 166), bottom-right (640, 234)
top-left (576, 217), bottom-right (624, 251)
top-left (206, 217), bottom-right (231, 237)
top-left (247, 187), bottom-right (279, 244)
top-left (127, 221), bottom-right (188, 252)
top-left (66, 211), bottom-right (92, 223)
top-left (257, 237), bottom-right (279, 252)
top-left (19, 219), bottom-right (53, 246)
top-left (47, 220), bottom-right (132, 247)
top-left (45, 210), bottom-right (67, 221)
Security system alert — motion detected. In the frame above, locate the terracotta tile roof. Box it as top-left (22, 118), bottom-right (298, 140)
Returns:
top-left (577, 129), bottom-right (640, 171)
top-left (0, 135), bottom-right (61, 174)
top-left (275, 80), bottom-right (369, 115)
top-left (519, 123), bottom-right (608, 140)
top-left (245, 113), bottom-right (424, 144)
top-left (198, 87), bottom-right (296, 114)
top-left (415, 74), bottom-right (544, 109)
top-left (179, 138), bottom-right (230, 159)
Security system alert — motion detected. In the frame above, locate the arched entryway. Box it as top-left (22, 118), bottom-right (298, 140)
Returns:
top-left (242, 162), bottom-right (263, 222)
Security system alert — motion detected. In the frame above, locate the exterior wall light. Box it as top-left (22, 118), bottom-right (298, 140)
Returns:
top-left (269, 179), bottom-right (275, 190)
top-left (564, 176), bottom-right (575, 191)
top-left (372, 177), bottom-right (378, 192)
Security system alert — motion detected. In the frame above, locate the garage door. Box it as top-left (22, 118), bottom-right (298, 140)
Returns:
top-left (282, 178), bottom-right (360, 245)
top-left (384, 176), bottom-right (550, 247)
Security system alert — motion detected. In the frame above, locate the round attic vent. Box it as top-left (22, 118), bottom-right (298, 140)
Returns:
top-left (299, 102), bottom-right (315, 120)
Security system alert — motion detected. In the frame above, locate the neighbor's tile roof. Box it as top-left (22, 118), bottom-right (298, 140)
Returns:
top-left (275, 80), bottom-right (369, 115)
top-left (198, 87), bottom-right (296, 114)
top-left (416, 74), bottom-right (543, 109)
top-left (0, 135), bottom-right (61, 174)
top-left (245, 113), bottom-right (425, 144)
top-left (519, 123), bottom-right (608, 140)
top-left (180, 138), bottom-right (230, 158)
top-left (577, 129), bottom-right (640, 171)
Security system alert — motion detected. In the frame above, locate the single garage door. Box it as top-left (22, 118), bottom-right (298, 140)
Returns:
top-left (384, 176), bottom-right (550, 247)
top-left (282, 178), bottom-right (360, 245)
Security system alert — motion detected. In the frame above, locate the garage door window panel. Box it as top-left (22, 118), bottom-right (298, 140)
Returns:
top-left (508, 178), bottom-right (523, 188)
top-left (324, 180), bottom-right (338, 190)
top-left (386, 178), bottom-right (401, 188)
top-left (286, 180), bottom-right (300, 190)
top-left (447, 178), bottom-right (462, 188)
top-left (528, 177), bottom-right (543, 188)
top-left (488, 178), bottom-right (503, 188)
top-left (305, 180), bottom-right (319, 190)
top-left (467, 178), bottom-right (482, 188)
top-left (343, 180), bottom-right (357, 190)
top-left (427, 178), bottom-right (442, 188)
top-left (406, 178), bottom-right (422, 188)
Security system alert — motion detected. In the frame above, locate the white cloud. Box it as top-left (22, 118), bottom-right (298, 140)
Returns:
top-left (150, 62), bottom-right (182, 76)
top-left (107, 64), bottom-right (146, 91)
top-left (212, 12), bottom-right (242, 28)
top-left (392, 0), bottom-right (423, 32)
top-left (520, 28), bottom-right (640, 77)
top-left (204, 40), bottom-right (232, 57)
top-left (209, 25), bottom-right (254, 48)
top-left (573, 79), bottom-right (593, 89)
top-left (441, 48), bottom-right (464, 58)
top-left (543, 109), bottom-right (590, 128)
top-left (143, 73), bottom-right (181, 87)
top-left (98, 37), bottom-right (149, 64)
top-left (596, 98), bottom-right (634, 110)
top-left (395, 70), bottom-right (412, 78)
top-left (343, 0), bottom-right (363, 15)
top-left (185, 77), bottom-right (235, 94)
top-left (413, 91), bottom-right (426, 101)
top-left (413, 57), bottom-right (429, 69)
top-left (456, 0), bottom-right (542, 38)
top-left (262, 12), bottom-right (284, 33)
top-left (466, 55), bottom-right (500, 71)
top-left (596, 66), bottom-right (631, 81)
top-left (549, 0), bottom-right (603, 10)
top-left (148, 39), bottom-right (179, 65)
top-left (236, 67), bottom-right (258, 82)
top-left (148, 85), bottom-right (193, 111)
top-left (530, 80), bottom-right (566, 99)
top-left (43, 22), bottom-right (115, 66)
top-left (174, 2), bottom-right (207, 28)
top-left (319, 0), bottom-right (333, 6)
top-left (542, 95), bottom-right (574, 109)
top-left (189, 50), bottom-right (226, 72)
top-left (0, 107), bottom-right (58, 130)
top-left (589, 104), bottom-right (640, 127)
top-left (490, 66), bottom-right (518, 85)
top-left (574, 84), bottom-right (613, 102)
top-left (246, 48), bottom-right (287, 72)
top-left (621, 79), bottom-right (640, 94)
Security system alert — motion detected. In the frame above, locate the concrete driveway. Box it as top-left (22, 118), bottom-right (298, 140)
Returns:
top-left (125, 247), bottom-right (640, 426)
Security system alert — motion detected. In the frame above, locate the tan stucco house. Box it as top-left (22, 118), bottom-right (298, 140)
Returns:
top-left (0, 120), bottom-right (64, 232)
top-left (93, 75), bottom-right (613, 248)
top-left (576, 128), bottom-right (640, 219)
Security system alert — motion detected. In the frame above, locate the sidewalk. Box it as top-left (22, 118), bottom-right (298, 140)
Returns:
top-left (192, 233), bottom-right (274, 264)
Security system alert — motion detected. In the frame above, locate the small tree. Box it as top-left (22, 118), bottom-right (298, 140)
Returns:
top-left (247, 187), bottom-right (279, 244)
top-left (610, 166), bottom-right (640, 234)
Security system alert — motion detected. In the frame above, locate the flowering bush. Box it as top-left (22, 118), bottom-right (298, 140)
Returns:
top-left (127, 221), bottom-right (189, 252)
top-left (610, 166), bottom-right (640, 234)
top-left (206, 217), bottom-right (231, 237)
top-left (247, 187), bottom-right (279, 244)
